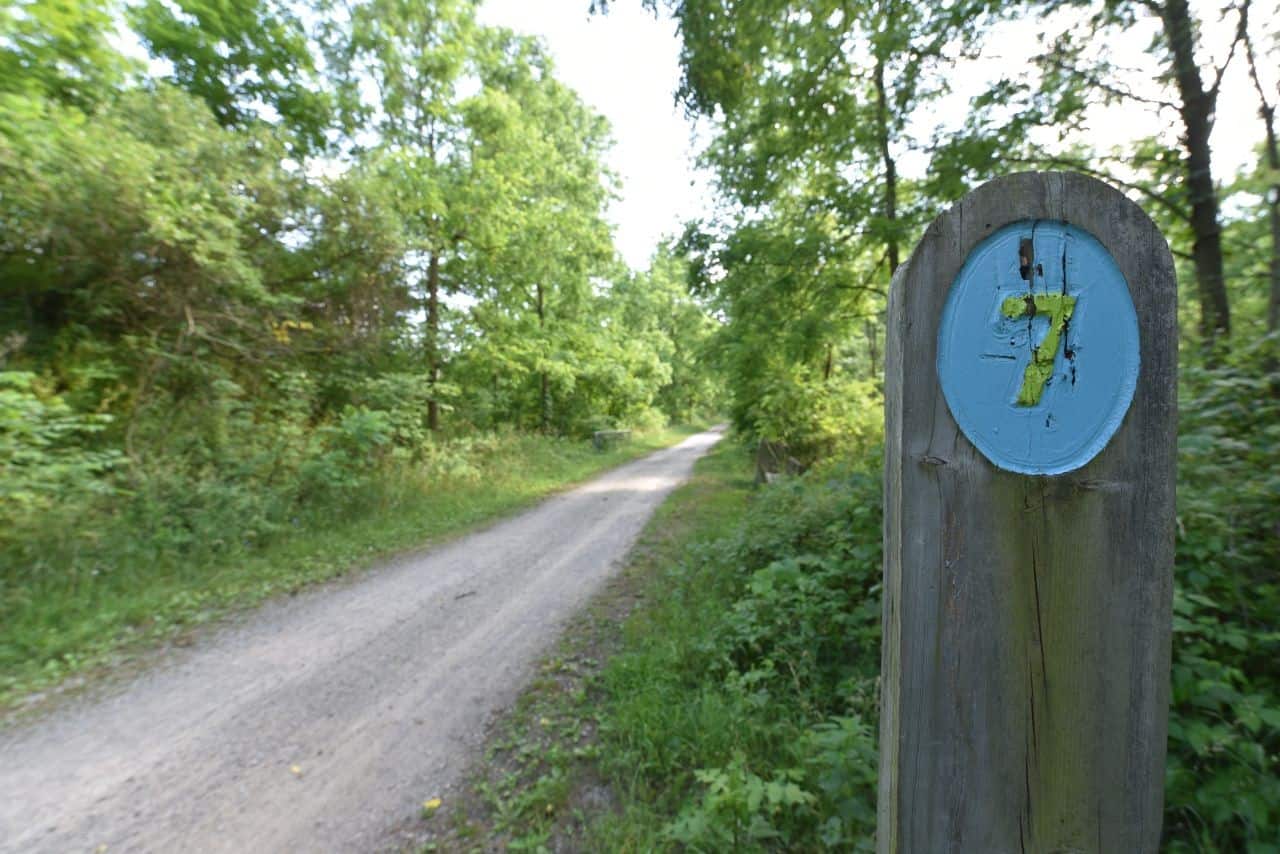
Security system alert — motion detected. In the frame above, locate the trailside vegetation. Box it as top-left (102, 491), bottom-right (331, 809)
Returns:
top-left (655, 0), bottom-right (1278, 848)
top-left (474, 0), bottom-right (1276, 850)
top-left (0, 0), bottom-right (724, 704)
top-left (2, 0), bottom-right (1276, 847)
top-left (474, 367), bottom-right (1276, 850)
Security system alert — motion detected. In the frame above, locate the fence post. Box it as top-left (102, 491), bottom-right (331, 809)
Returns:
top-left (878, 172), bottom-right (1176, 852)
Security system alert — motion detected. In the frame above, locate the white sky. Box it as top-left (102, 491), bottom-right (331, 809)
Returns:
top-left (477, 0), bottom-right (713, 270)
top-left (923, 2), bottom-right (1276, 183)
top-left (480, 0), bottom-right (1275, 271)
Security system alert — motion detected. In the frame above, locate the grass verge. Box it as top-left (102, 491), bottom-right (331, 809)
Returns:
top-left (0, 425), bottom-right (706, 715)
top-left (404, 438), bottom-right (748, 851)
top-left (409, 439), bottom-right (886, 852)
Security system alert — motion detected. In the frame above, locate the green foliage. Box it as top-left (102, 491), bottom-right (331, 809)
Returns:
top-left (680, 197), bottom-right (886, 458)
top-left (653, 0), bottom-right (1019, 448)
top-left (666, 756), bottom-right (817, 849)
top-left (0, 420), bottom-right (700, 706)
top-left (750, 369), bottom-right (881, 464)
top-left (0, 83), bottom-right (295, 361)
top-left (130, 0), bottom-right (330, 149)
top-left (644, 3), bottom-right (1280, 846)
top-left (584, 446), bottom-right (883, 850)
top-left (0, 372), bottom-right (120, 514)
top-left (1164, 347), bottom-right (1280, 851)
top-left (0, 0), bottom-right (726, 707)
top-left (0, 0), bottom-right (130, 109)
top-left (506, 355), bottom-right (1277, 851)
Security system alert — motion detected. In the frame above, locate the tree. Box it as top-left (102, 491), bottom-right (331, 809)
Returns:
top-left (1241, 0), bottom-right (1279, 339)
top-left (0, 0), bottom-right (130, 109)
top-left (328, 4), bottom-right (625, 433)
top-left (459, 33), bottom-right (618, 431)
top-left (131, 0), bottom-right (331, 150)
top-left (618, 0), bottom-right (1006, 446)
top-left (613, 246), bottom-right (724, 423)
top-left (980, 0), bottom-right (1257, 352)
top-left (329, 0), bottom-right (481, 430)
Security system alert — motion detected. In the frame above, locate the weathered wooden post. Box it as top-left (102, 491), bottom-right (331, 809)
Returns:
top-left (879, 172), bottom-right (1176, 852)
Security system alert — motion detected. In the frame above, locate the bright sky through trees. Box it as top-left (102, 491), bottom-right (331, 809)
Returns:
top-left (479, 0), bottom-right (714, 269)
top-left (480, 0), bottom-right (1273, 270)
top-left (106, 0), bottom-right (1276, 271)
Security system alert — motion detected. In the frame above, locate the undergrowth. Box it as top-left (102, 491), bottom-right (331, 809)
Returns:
top-left (0, 415), bottom-right (701, 711)
top-left (1162, 355), bottom-right (1280, 850)
top-left (414, 436), bottom-right (752, 852)
top-left (590, 445), bottom-right (884, 851)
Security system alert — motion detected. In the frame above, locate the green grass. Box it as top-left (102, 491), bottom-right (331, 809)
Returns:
top-left (585, 447), bottom-right (883, 852)
top-left (416, 439), bottom-right (756, 851)
top-left (0, 425), bottom-right (706, 713)
top-left (435, 441), bottom-right (886, 852)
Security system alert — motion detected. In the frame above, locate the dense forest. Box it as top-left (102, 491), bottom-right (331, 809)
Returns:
top-left (2, 0), bottom-right (1279, 849)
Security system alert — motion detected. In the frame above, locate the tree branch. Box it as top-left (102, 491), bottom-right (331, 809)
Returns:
top-left (1038, 53), bottom-right (1179, 111)
top-left (1208, 0), bottom-right (1250, 104)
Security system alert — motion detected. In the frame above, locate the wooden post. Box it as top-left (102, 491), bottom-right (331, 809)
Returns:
top-left (879, 173), bottom-right (1176, 852)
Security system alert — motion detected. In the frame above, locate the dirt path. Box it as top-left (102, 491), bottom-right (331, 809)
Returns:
top-left (0, 429), bottom-right (724, 853)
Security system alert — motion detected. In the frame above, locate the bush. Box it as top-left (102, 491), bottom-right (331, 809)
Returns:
top-left (0, 371), bottom-right (120, 522)
top-left (595, 366), bottom-right (1280, 851)
top-left (745, 369), bottom-right (882, 467)
top-left (597, 448), bottom-right (884, 850)
top-left (1163, 351), bottom-right (1280, 851)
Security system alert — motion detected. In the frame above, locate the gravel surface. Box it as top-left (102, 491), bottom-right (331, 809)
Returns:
top-left (0, 428), bottom-right (724, 853)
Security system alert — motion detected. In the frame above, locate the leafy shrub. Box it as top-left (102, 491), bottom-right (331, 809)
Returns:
top-left (666, 754), bottom-right (816, 849)
top-left (348, 372), bottom-right (455, 453)
top-left (598, 372), bottom-right (1280, 851)
top-left (0, 371), bottom-right (120, 519)
top-left (597, 448), bottom-right (883, 850)
top-left (418, 432), bottom-right (507, 483)
top-left (747, 370), bottom-right (882, 467)
top-left (1163, 351), bottom-right (1280, 851)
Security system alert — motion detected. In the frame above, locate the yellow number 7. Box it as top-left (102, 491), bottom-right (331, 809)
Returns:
top-left (1001, 293), bottom-right (1078, 407)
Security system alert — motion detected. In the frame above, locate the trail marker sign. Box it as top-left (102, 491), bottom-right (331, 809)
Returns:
top-left (879, 173), bottom-right (1176, 853)
top-left (937, 221), bottom-right (1140, 475)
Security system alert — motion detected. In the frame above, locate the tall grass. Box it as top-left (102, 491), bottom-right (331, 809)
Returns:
top-left (586, 445), bottom-right (884, 850)
top-left (0, 427), bottom-right (701, 710)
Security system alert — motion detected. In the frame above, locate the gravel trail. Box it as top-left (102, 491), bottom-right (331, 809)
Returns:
top-left (0, 428), bottom-right (723, 853)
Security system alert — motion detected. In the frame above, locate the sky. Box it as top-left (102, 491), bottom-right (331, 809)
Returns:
top-left (112, 0), bottom-right (1276, 270)
top-left (477, 1), bottom-right (713, 270)
top-left (479, 0), bottom-right (1275, 270)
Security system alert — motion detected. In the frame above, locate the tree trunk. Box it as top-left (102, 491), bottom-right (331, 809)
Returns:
top-left (1261, 112), bottom-right (1280, 384)
top-left (1160, 0), bottom-right (1232, 349)
top-left (536, 282), bottom-right (551, 432)
top-left (1244, 15), bottom-right (1280, 337)
top-left (866, 318), bottom-right (879, 379)
top-left (426, 251), bottom-right (441, 432)
top-left (873, 54), bottom-right (900, 276)
top-left (1266, 127), bottom-right (1280, 339)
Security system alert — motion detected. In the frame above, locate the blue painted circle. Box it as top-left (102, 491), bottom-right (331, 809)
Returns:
top-left (936, 221), bottom-right (1140, 475)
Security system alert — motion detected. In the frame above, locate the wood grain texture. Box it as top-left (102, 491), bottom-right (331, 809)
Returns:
top-left (878, 172), bottom-right (1176, 853)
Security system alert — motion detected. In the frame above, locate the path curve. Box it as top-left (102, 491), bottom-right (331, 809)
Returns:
top-left (0, 428), bottom-right (724, 853)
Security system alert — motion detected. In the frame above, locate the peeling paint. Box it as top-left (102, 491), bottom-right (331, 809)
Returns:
top-left (1001, 293), bottom-right (1077, 406)
top-left (936, 221), bottom-right (1141, 476)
